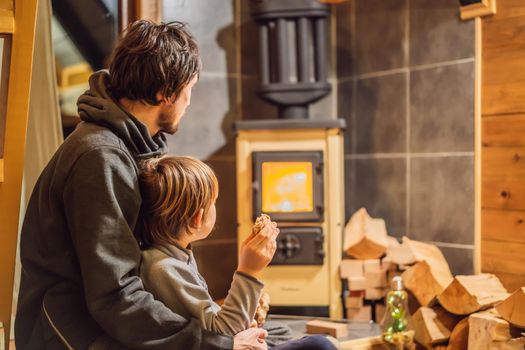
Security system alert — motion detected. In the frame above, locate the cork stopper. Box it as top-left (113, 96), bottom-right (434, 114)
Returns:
top-left (391, 276), bottom-right (404, 291)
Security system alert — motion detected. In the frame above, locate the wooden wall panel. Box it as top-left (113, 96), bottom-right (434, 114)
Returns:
top-left (481, 239), bottom-right (525, 275)
top-left (483, 178), bottom-right (525, 210)
top-left (483, 114), bottom-right (525, 147)
top-left (482, 11), bottom-right (525, 115)
top-left (481, 0), bottom-right (525, 292)
top-left (482, 209), bottom-right (525, 243)
top-left (482, 148), bottom-right (525, 178)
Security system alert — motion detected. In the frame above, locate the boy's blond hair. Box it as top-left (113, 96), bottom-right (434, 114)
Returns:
top-left (139, 155), bottom-right (218, 247)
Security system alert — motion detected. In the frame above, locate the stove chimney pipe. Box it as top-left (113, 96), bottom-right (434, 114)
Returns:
top-left (251, 0), bottom-right (331, 119)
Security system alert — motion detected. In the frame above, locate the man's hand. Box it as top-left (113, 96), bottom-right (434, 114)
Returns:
top-left (237, 221), bottom-right (279, 278)
top-left (233, 327), bottom-right (268, 350)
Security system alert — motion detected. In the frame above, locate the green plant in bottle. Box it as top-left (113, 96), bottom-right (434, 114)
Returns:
top-left (380, 276), bottom-right (414, 348)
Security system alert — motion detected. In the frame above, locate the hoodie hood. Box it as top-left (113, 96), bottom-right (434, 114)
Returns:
top-left (77, 70), bottom-right (167, 159)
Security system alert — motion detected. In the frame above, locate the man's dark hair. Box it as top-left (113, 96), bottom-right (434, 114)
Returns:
top-left (109, 20), bottom-right (201, 105)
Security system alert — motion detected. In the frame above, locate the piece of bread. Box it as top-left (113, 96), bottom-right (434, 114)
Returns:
top-left (253, 213), bottom-right (271, 234)
top-left (255, 291), bottom-right (271, 326)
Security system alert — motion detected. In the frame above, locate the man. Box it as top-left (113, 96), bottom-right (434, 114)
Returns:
top-left (15, 20), bottom-right (274, 349)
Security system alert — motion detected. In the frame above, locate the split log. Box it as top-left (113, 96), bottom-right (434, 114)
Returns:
top-left (344, 208), bottom-right (388, 259)
top-left (411, 306), bottom-right (462, 349)
top-left (412, 307), bottom-right (450, 349)
top-left (468, 309), bottom-right (525, 350)
top-left (386, 237), bottom-right (450, 269)
top-left (402, 260), bottom-right (453, 306)
top-left (340, 259), bottom-right (364, 279)
top-left (437, 274), bottom-right (509, 315)
top-left (496, 287), bottom-right (525, 329)
top-left (446, 318), bottom-right (469, 350)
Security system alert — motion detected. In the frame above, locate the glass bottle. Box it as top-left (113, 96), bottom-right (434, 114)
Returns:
top-left (380, 276), bottom-right (413, 346)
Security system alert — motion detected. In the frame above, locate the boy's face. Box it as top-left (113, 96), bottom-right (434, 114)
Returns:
top-left (157, 75), bottom-right (198, 134)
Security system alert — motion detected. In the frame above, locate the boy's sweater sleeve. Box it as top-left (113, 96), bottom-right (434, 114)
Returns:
top-left (61, 147), bottom-right (233, 349)
top-left (146, 256), bottom-right (264, 336)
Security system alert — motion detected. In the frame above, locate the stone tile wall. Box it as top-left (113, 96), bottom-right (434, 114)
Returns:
top-left (337, 0), bottom-right (475, 275)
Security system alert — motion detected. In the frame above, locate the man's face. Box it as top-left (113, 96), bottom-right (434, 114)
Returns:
top-left (157, 75), bottom-right (198, 134)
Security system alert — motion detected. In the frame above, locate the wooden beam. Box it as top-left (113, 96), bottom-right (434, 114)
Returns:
top-left (474, 16), bottom-right (482, 275)
top-left (0, 0), bottom-right (38, 343)
top-left (0, 9), bottom-right (13, 33)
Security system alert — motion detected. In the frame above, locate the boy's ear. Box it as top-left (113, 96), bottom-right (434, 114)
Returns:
top-left (190, 208), bottom-right (204, 229)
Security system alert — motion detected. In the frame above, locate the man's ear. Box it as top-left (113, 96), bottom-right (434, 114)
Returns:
top-left (190, 208), bottom-right (204, 229)
top-left (155, 91), bottom-right (176, 104)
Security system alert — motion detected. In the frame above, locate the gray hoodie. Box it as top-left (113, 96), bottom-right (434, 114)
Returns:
top-left (15, 70), bottom-right (233, 350)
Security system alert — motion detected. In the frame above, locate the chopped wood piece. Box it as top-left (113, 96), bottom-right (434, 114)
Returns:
top-left (306, 320), bottom-right (348, 339)
top-left (402, 260), bottom-right (453, 306)
top-left (437, 274), bottom-right (509, 315)
top-left (344, 208), bottom-right (388, 259)
top-left (365, 288), bottom-right (386, 300)
top-left (468, 309), bottom-right (525, 350)
top-left (340, 259), bottom-right (364, 279)
top-left (349, 276), bottom-right (366, 291)
top-left (346, 294), bottom-right (364, 309)
top-left (339, 336), bottom-right (390, 349)
top-left (447, 318), bottom-right (469, 350)
top-left (386, 237), bottom-right (450, 269)
top-left (364, 259), bottom-right (382, 273)
top-left (412, 306), bottom-right (459, 349)
top-left (365, 270), bottom-right (388, 288)
top-left (496, 287), bottom-right (525, 329)
top-left (381, 255), bottom-right (397, 271)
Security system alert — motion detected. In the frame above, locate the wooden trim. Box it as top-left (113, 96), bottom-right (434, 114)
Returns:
top-left (135, 0), bottom-right (162, 23)
top-left (0, 0), bottom-right (38, 341)
top-left (326, 128), bottom-right (344, 319)
top-left (460, 0), bottom-right (497, 20)
top-left (0, 9), bottom-right (13, 33)
top-left (474, 17), bottom-right (482, 274)
top-left (0, 158), bottom-right (3, 182)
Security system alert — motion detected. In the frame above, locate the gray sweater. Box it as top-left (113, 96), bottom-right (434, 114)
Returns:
top-left (15, 70), bottom-right (233, 350)
top-left (140, 244), bottom-right (264, 336)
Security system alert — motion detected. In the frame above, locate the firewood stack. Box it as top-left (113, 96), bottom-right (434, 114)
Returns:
top-left (340, 208), bottom-right (391, 322)
top-left (339, 208), bottom-right (525, 349)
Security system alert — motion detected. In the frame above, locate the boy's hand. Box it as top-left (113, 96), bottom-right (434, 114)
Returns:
top-left (238, 219), bottom-right (279, 278)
